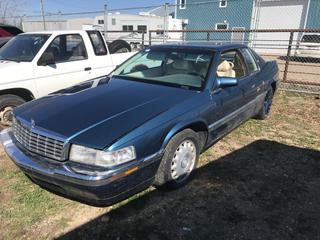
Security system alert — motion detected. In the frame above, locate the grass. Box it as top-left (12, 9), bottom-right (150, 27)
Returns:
top-left (0, 166), bottom-right (69, 239)
top-left (0, 91), bottom-right (319, 239)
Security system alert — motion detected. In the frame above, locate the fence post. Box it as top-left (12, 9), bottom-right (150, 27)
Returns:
top-left (283, 31), bottom-right (294, 83)
top-left (207, 31), bottom-right (210, 41)
top-left (149, 31), bottom-right (152, 46)
top-left (142, 32), bottom-right (145, 48)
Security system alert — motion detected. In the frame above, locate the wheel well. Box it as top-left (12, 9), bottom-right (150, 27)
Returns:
top-left (183, 122), bottom-right (208, 152)
top-left (271, 82), bottom-right (277, 93)
top-left (0, 88), bottom-right (34, 102)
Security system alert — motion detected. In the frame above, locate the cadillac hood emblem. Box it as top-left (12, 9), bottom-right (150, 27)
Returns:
top-left (31, 119), bottom-right (35, 128)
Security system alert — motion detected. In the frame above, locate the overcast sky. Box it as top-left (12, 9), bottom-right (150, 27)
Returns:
top-left (25, 0), bottom-right (176, 15)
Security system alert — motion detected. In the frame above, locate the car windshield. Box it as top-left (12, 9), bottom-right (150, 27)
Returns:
top-left (301, 35), bottom-right (320, 43)
top-left (112, 48), bottom-right (214, 90)
top-left (0, 34), bottom-right (50, 62)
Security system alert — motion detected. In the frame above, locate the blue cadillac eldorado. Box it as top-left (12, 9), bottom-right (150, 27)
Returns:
top-left (0, 43), bottom-right (279, 206)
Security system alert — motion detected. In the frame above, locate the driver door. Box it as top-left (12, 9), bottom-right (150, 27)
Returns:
top-left (34, 34), bottom-right (92, 96)
top-left (208, 49), bottom-right (248, 141)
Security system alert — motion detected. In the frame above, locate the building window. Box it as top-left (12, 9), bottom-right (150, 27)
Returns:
top-left (215, 23), bottom-right (229, 30)
top-left (112, 18), bottom-right (116, 26)
top-left (98, 19), bottom-right (104, 25)
top-left (180, 0), bottom-right (186, 9)
top-left (137, 25), bottom-right (147, 33)
top-left (219, 0), bottom-right (227, 8)
top-left (122, 25), bottom-right (134, 31)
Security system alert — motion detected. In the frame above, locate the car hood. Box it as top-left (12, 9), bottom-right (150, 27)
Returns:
top-left (0, 61), bottom-right (33, 83)
top-left (14, 77), bottom-right (197, 149)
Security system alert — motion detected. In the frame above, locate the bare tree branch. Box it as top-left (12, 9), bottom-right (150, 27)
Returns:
top-left (0, 0), bottom-right (26, 25)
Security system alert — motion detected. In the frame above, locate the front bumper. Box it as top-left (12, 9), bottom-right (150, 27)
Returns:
top-left (0, 129), bottom-right (162, 206)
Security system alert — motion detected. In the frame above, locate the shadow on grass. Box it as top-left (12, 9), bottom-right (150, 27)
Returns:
top-left (57, 140), bottom-right (320, 240)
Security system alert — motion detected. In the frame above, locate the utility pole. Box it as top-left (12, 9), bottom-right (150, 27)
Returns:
top-left (163, 3), bottom-right (169, 43)
top-left (104, 4), bottom-right (108, 40)
top-left (40, 0), bottom-right (46, 30)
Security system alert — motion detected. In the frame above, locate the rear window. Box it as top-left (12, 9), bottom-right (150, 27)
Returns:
top-left (0, 26), bottom-right (23, 37)
top-left (87, 31), bottom-right (108, 56)
top-left (301, 35), bottom-right (320, 43)
top-left (240, 48), bottom-right (259, 74)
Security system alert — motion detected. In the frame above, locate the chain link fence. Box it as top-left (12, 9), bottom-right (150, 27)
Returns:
top-left (1, 0), bottom-right (320, 94)
top-left (149, 28), bottom-right (320, 94)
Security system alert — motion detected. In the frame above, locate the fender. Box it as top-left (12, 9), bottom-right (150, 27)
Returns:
top-left (160, 118), bottom-right (209, 151)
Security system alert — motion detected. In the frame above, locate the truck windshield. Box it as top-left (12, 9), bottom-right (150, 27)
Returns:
top-left (0, 34), bottom-right (50, 62)
top-left (113, 48), bottom-right (214, 90)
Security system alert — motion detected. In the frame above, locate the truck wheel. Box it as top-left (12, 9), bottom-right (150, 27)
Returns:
top-left (0, 94), bottom-right (25, 126)
top-left (154, 129), bottom-right (200, 190)
top-left (256, 87), bottom-right (274, 120)
top-left (108, 40), bottom-right (131, 54)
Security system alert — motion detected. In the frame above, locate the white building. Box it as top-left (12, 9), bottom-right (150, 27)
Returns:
top-left (94, 12), bottom-right (184, 42)
top-left (22, 18), bottom-right (94, 32)
top-left (22, 7), bottom-right (184, 44)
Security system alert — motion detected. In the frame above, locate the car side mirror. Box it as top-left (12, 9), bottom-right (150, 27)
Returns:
top-left (38, 52), bottom-right (55, 66)
top-left (216, 77), bottom-right (238, 88)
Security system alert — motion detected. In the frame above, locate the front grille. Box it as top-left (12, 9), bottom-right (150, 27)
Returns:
top-left (12, 118), bottom-right (66, 161)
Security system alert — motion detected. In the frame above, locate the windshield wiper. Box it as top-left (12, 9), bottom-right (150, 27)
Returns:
top-left (0, 57), bottom-right (20, 63)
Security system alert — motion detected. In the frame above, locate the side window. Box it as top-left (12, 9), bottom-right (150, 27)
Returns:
top-left (122, 25), bottom-right (133, 31)
top-left (217, 50), bottom-right (247, 78)
top-left (240, 48), bottom-right (259, 74)
top-left (215, 23), bottom-right (228, 30)
top-left (137, 25), bottom-right (147, 33)
top-left (44, 34), bottom-right (87, 63)
top-left (219, 0), bottom-right (227, 8)
top-left (87, 31), bottom-right (108, 56)
top-left (180, 0), bottom-right (186, 9)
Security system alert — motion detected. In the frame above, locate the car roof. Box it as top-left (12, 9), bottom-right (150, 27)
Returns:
top-left (149, 42), bottom-right (247, 51)
top-left (0, 24), bottom-right (18, 27)
top-left (20, 30), bottom-right (88, 35)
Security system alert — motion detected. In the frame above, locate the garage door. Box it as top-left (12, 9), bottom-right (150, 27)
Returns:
top-left (252, 0), bottom-right (309, 54)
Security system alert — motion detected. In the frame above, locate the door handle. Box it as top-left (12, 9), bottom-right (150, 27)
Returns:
top-left (84, 67), bottom-right (92, 71)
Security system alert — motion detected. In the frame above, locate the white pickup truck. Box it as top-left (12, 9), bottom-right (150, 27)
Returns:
top-left (0, 30), bottom-right (135, 125)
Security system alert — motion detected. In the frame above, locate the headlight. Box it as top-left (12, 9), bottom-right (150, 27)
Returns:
top-left (69, 145), bottom-right (136, 168)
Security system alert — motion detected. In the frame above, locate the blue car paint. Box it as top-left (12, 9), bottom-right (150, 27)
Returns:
top-left (1, 43), bottom-right (279, 206)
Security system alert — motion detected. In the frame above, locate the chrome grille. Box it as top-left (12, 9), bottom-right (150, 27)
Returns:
top-left (12, 118), bottom-right (66, 161)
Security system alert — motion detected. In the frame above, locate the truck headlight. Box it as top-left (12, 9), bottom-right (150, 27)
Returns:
top-left (69, 145), bottom-right (136, 168)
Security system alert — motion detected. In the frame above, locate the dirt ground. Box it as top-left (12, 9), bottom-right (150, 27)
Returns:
top-left (0, 91), bottom-right (319, 240)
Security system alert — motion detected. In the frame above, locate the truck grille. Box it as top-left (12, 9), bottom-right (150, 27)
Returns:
top-left (12, 118), bottom-right (66, 161)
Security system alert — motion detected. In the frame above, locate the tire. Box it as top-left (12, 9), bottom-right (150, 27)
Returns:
top-left (256, 87), bottom-right (274, 120)
top-left (154, 129), bottom-right (200, 190)
top-left (108, 40), bottom-right (131, 54)
top-left (0, 94), bottom-right (25, 126)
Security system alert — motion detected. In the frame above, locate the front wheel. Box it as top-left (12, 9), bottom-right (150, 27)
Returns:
top-left (256, 87), bottom-right (274, 120)
top-left (0, 94), bottom-right (25, 126)
top-left (154, 129), bottom-right (200, 190)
